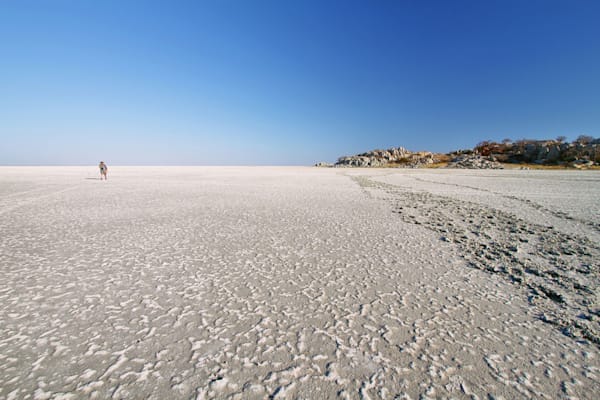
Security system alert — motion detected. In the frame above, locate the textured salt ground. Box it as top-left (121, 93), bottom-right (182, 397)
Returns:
top-left (363, 170), bottom-right (600, 344)
top-left (369, 169), bottom-right (600, 237)
top-left (0, 167), bottom-right (599, 400)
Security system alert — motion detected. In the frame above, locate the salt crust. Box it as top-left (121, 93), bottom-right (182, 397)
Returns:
top-left (1, 166), bottom-right (598, 399)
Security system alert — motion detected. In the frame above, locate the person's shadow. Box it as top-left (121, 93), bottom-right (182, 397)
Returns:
top-left (85, 178), bottom-right (102, 180)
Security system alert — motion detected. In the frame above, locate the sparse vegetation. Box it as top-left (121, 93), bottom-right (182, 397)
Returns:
top-left (575, 135), bottom-right (594, 145)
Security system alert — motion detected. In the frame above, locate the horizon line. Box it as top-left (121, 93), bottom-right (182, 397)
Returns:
top-left (0, 164), bottom-right (318, 167)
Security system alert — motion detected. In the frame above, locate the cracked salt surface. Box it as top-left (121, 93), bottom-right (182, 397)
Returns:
top-left (1, 166), bottom-right (599, 399)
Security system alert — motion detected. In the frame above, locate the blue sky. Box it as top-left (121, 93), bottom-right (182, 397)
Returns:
top-left (1, 0), bottom-right (599, 165)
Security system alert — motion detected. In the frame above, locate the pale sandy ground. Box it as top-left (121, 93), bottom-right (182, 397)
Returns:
top-left (0, 166), bottom-right (598, 400)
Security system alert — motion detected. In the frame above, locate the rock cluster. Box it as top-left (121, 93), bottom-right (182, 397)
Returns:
top-left (314, 162), bottom-right (333, 167)
top-left (327, 136), bottom-right (599, 169)
top-left (481, 138), bottom-right (600, 166)
top-left (446, 154), bottom-right (504, 169)
top-left (335, 147), bottom-right (440, 168)
top-left (520, 142), bottom-right (564, 163)
top-left (335, 155), bottom-right (386, 167)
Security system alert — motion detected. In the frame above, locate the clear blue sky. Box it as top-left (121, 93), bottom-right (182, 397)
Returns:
top-left (1, 0), bottom-right (599, 165)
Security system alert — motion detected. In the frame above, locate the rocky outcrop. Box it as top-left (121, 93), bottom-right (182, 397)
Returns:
top-left (446, 154), bottom-right (504, 169)
top-left (335, 155), bottom-right (387, 167)
top-left (314, 162), bottom-right (333, 167)
top-left (329, 137), bottom-right (599, 169)
top-left (335, 147), bottom-right (442, 168)
top-left (509, 141), bottom-right (572, 163)
top-left (481, 138), bottom-right (600, 166)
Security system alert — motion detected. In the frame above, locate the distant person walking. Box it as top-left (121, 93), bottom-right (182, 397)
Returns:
top-left (99, 161), bottom-right (108, 180)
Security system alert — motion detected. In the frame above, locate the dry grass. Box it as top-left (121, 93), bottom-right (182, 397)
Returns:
top-left (424, 162), bottom-right (450, 168)
top-left (353, 162), bottom-right (599, 170)
top-left (381, 161), bottom-right (449, 168)
top-left (501, 163), bottom-right (600, 170)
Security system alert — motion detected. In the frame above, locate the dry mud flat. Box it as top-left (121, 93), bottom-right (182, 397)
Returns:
top-left (0, 167), bottom-right (599, 399)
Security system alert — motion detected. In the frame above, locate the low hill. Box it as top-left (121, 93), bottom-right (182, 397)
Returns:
top-left (330, 136), bottom-right (599, 169)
